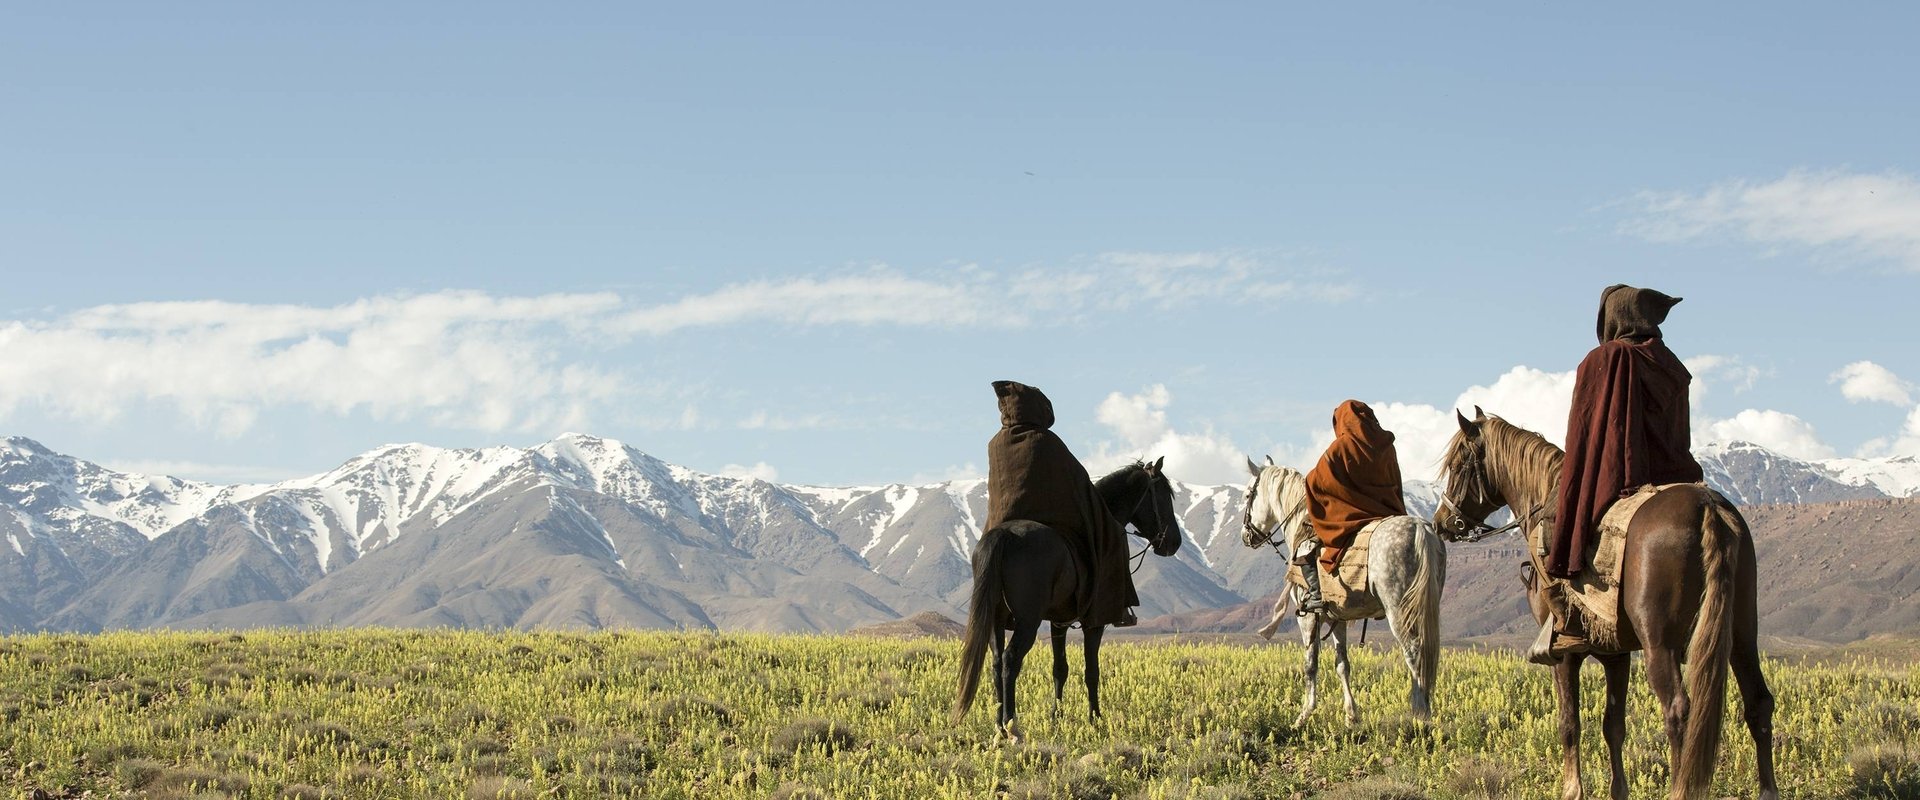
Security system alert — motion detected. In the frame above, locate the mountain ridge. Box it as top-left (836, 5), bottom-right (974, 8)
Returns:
top-left (3, 433), bottom-right (1914, 636)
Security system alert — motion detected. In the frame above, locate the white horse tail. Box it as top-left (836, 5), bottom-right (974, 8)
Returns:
top-left (1392, 519), bottom-right (1445, 718)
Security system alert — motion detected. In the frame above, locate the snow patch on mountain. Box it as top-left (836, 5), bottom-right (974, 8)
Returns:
top-left (1816, 455), bottom-right (1920, 498)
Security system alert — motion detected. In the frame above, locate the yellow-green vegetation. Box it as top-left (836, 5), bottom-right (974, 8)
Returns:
top-left (0, 629), bottom-right (1912, 799)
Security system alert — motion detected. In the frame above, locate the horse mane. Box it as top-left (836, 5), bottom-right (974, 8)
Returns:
top-left (1094, 462), bottom-right (1146, 508)
top-left (1252, 465), bottom-right (1312, 550)
top-left (1442, 414), bottom-right (1566, 499)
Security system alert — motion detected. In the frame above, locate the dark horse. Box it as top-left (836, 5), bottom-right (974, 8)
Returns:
top-left (952, 457), bottom-right (1183, 739)
top-left (1435, 410), bottom-right (1776, 800)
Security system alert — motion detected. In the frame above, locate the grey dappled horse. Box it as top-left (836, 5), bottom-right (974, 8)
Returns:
top-left (952, 458), bottom-right (1183, 740)
top-left (1240, 458), bottom-right (1445, 726)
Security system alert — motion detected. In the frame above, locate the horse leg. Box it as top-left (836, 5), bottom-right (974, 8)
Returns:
top-left (1642, 641), bottom-right (1688, 786)
top-left (1554, 653), bottom-right (1587, 800)
top-left (1294, 614), bottom-right (1322, 727)
top-left (1600, 653), bottom-right (1630, 800)
top-left (1083, 624), bottom-right (1105, 722)
top-left (998, 618), bottom-right (1041, 741)
top-left (1330, 621), bottom-right (1359, 726)
top-left (1049, 623), bottom-right (1070, 715)
top-left (990, 624), bottom-right (1009, 733)
top-left (1732, 540), bottom-right (1778, 800)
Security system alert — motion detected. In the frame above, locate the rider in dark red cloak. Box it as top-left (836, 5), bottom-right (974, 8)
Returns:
top-left (1551, 285), bottom-right (1704, 578)
top-left (1535, 285), bottom-right (1704, 663)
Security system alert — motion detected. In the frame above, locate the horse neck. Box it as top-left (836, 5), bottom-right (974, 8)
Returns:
top-left (1264, 469), bottom-right (1312, 552)
top-left (1484, 425), bottom-right (1562, 517)
top-left (1094, 466), bottom-right (1144, 518)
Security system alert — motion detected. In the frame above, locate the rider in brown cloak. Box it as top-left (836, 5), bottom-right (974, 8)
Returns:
top-left (1535, 284), bottom-right (1704, 662)
top-left (1551, 285), bottom-right (1703, 578)
top-left (985, 380), bottom-right (1140, 628)
top-left (1302, 399), bottom-right (1407, 612)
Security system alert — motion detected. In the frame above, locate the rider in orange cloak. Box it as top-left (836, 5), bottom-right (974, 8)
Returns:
top-left (1302, 400), bottom-right (1407, 612)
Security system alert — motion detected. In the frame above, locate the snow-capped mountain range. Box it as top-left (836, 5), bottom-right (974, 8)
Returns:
top-left (0, 434), bottom-right (1912, 633)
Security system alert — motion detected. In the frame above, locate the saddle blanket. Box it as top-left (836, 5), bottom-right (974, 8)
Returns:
top-left (1286, 516), bottom-right (1394, 622)
top-left (1531, 482), bottom-right (1699, 651)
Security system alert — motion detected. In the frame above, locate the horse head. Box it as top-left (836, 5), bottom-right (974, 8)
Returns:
top-left (1240, 456), bottom-right (1308, 551)
top-left (1128, 456), bottom-right (1184, 558)
top-left (1434, 407), bottom-right (1506, 542)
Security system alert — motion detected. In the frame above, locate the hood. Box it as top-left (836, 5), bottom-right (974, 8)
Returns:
top-left (1596, 284), bottom-right (1682, 343)
top-left (993, 380), bottom-right (1056, 429)
top-left (1332, 399), bottom-right (1393, 447)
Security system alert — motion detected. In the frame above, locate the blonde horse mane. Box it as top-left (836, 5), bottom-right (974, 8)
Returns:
top-left (1249, 464), bottom-right (1314, 553)
top-left (1440, 413), bottom-right (1565, 502)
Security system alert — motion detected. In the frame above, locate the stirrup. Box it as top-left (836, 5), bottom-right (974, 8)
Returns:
top-left (1296, 595), bottom-right (1327, 616)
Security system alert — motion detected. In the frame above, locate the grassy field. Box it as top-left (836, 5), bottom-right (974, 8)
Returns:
top-left (1, 629), bottom-right (1914, 799)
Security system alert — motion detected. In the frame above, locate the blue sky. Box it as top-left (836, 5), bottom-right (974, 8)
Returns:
top-left (4, 3), bottom-right (1918, 486)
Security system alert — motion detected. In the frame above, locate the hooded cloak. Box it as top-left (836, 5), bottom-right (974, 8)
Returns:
top-left (985, 380), bottom-right (1139, 627)
top-left (1550, 285), bottom-right (1704, 578)
top-left (1306, 400), bottom-right (1407, 573)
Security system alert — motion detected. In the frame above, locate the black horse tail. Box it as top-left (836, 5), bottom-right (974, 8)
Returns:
top-left (953, 525), bottom-right (1009, 722)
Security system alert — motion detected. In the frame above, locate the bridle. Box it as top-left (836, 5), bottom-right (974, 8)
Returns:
top-left (1240, 474), bottom-right (1299, 557)
top-left (1127, 468), bottom-right (1178, 572)
top-left (1440, 443), bottom-right (1546, 544)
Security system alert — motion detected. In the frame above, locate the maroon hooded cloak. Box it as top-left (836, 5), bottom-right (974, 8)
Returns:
top-left (1306, 400), bottom-right (1407, 574)
top-left (1549, 285), bottom-right (1704, 578)
top-left (985, 380), bottom-right (1139, 627)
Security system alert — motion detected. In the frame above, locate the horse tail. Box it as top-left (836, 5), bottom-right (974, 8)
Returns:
top-left (1392, 519), bottom-right (1445, 714)
top-left (953, 526), bottom-right (1008, 721)
top-left (1674, 495), bottom-right (1741, 798)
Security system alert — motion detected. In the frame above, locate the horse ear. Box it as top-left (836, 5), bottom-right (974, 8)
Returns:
top-left (1473, 404), bottom-right (1485, 420)
top-left (1151, 456), bottom-right (1165, 472)
top-left (1456, 409), bottom-right (1479, 438)
top-left (1264, 454), bottom-right (1275, 466)
top-left (1246, 457), bottom-right (1261, 477)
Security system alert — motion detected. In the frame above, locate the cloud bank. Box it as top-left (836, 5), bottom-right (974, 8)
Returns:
top-left (1623, 168), bottom-right (1920, 271)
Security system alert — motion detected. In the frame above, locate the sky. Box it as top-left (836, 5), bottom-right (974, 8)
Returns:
top-left (3, 3), bottom-right (1918, 488)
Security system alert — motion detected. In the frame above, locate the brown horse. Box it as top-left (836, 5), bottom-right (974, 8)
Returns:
top-left (1434, 410), bottom-right (1776, 800)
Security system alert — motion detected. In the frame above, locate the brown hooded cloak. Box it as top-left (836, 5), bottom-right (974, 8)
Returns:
top-left (985, 380), bottom-right (1139, 627)
top-left (1306, 400), bottom-right (1407, 573)
top-left (1550, 285), bottom-right (1704, 578)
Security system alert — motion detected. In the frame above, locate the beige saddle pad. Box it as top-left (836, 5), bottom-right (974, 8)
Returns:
top-left (1287, 517), bottom-right (1392, 621)
top-left (1529, 482), bottom-right (1698, 651)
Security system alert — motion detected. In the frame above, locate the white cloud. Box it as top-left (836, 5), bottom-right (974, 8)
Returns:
top-left (1359, 367), bottom-right (1578, 481)
top-left (0, 291), bottom-right (627, 436)
top-left (100, 459), bottom-right (293, 485)
top-left (717, 461), bottom-right (780, 482)
top-left (1831, 361), bottom-right (1914, 406)
top-left (621, 252), bottom-right (1354, 336)
top-left (1622, 168), bottom-right (1920, 270)
top-left (1686, 355), bottom-right (1765, 399)
top-left (1696, 409), bottom-right (1836, 460)
top-left (908, 463), bottom-right (984, 485)
top-left (738, 411), bottom-right (841, 431)
top-left (1893, 406), bottom-right (1920, 458)
top-left (617, 268), bottom-right (1006, 334)
top-left (1089, 384), bottom-right (1252, 486)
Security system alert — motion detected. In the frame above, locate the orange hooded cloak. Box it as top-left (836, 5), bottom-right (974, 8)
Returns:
top-left (1306, 400), bottom-right (1407, 573)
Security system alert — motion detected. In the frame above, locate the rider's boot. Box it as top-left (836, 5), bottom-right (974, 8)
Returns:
top-left (1527, 616), bottom-right (1559, 665)
top-left (1294, 548), bottom-right (1328, 616)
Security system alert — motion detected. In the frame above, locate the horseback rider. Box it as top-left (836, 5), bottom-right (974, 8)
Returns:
top-left (1533, 284), bottom-right (1705, 664)
top-left (1300, 400), bottom-right (1408, 614)
top-left (984, 380), bottom-right (1140, 628)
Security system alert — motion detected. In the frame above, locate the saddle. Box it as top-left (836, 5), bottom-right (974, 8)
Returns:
top-left (1286, 517), bottom-right (1393, 621)
top-left (1530, 482), bottom-right (1699, 652)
